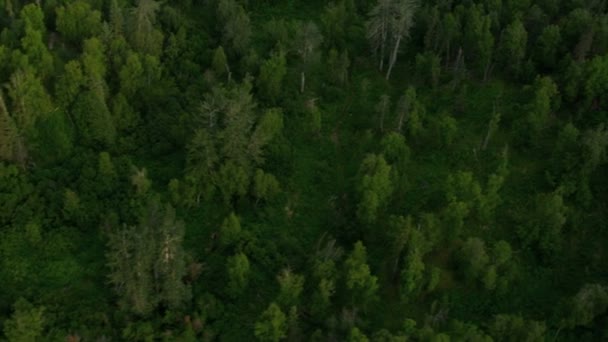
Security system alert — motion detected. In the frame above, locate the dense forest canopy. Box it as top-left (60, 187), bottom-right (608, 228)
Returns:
top-left (0, 0), bottom-right (607, 340)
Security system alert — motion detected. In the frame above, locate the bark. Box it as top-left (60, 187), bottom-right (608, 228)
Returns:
top-left (300, 71), bottom-right (306, 93)
top-left (386, 34), bottom-right (402, 80)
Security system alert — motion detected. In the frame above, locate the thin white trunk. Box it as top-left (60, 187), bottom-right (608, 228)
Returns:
top-left (300, 71), bottom-right (306, 93)
top-left (386, 34), bottom-right (402, 80)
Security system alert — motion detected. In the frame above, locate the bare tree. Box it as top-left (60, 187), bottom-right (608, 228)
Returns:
top-left (385, 0), bottom-right (419, 80)
top-left (367, 0), bottom-right (393, 71)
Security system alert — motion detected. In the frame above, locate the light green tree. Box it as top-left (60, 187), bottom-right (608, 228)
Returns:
top-left (356, 154), bottom-right (392, 223)
top-left (220, 212), bottom-right (242, 247)
top-left (227, 252), bottom-right (250, 296)
top-left (255, 303), bottom-right (287, 342)
top-left (55, 1), bottom-right (103, 44)
top-left (345, 241), bottom-right (378, 309)
top-left (498, 19), bottom-right (528, 77)
top-left (276, 269), bottom-right (304, 309)
top-left (3, 298), bottom-right (46, 342)
top-left (257, 50), bottom-right (287, 103)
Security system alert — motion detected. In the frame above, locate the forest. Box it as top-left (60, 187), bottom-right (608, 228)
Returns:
top-left (0, 0), bottom-right (607, 340)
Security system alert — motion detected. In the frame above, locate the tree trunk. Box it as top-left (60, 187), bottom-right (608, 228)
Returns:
top-left (386, 34), bottom-right (402, 80)
top-left (379, 35), bottom-right (385, 71)
top-left (483, 61), bottom-right (493, 83)
top-left (300, 71), bottom-right (306, 93)
top-left (380, 110), bottom-right (385, 132)
top-left (397, 111), bottom-right (406, 133)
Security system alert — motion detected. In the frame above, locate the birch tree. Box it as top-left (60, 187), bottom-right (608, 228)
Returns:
top-left (367, 0), bottom-right (419, 79)
top-left (367, 0), bottom-right (393, 71)
top-left (385, 0), bottom-right (419, 80)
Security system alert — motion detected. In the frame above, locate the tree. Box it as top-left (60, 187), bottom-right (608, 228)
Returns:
top-left (439, 12), bottom-right (460, 66)
top-left (107, 200), bottom-right (190, 316)
top-left (395, 86), bottom-right (420, 135)
top-left (276, 269), bottom-right (304, 309)
top-left (326, 48), bottom-right (350, 86)
top-left (131, 166), bottom-right (151, 196)
top-left (220, 212), bottom-right (242, 247)
top-left (156, 204), bottom-right (191, 310)
top-left (6, 69), bottom-right (53, 133)
top-left (3, 298), bottom-right (46, 342)
top-left (349, 327), bottom-right (370, 342)
top-left (255, 303), bottom-right (287, 342)
top-left (376, 94), bottom-right (391, 132)
top-left (415, 52), bottom-right (441, 87)
top-left (119, 52), bottom-right (144, 97)
top-left (253, 169), bottom-right (280, 203)
top-left (584, 55), bottom-right (608, 108)
top-left (218, 0), bottom-right (251, 55)
top-left (345, 241), bottom-right (378, 309)
top-left (498, 19), bottom-right (528, 77)
top-left (356, 154), bottom-right (392, 223)
top-left (535, 25), bottom-right (561, 69)
top-left (401, 248), bottom-right (425, 299)
top-left (527, 76), bottom-right (559, 136)
top-left (110, 0), bottom-right (125, 36)
top-left (55, 1), bottom-right (103, 44)
top-left (482, 111), bottom-right (501, 150)
top-left (489, 314), bottom-right (546, 341)
top-left (463, 6), bottom-right (494, 80)
top-left (0, 93), bottom-right (22, 165)
top-left (212, 46), bottom-right (230, 82)
top-left (320, 0), bottom-right (355, 49)
top-left (20, 8), bottom-right (53, 78)
top-left (518, 190), bottom-right (567, 255)
top-left (55, 60), bottom-right (84, 108)
top-left (294, 21), bottom-right (323, 93)
top-left (129, 0), bottom-right (163, 56)
top-left (582, 123), bottom-right (608, 173)
top-left (459, 237), bottom-right (489, 281)
top-left (257, 49), bottom-right (287, 103)
top-left (71, 90), bottom-right (116, 146)
top-left (367, 0), bottom-right (418, 80)
top-left (385, 0), bottom-right (420, 80)
top-left (569, 284), bottom-right (608, 328)
top-left (186, 80), bottom-right (281, 205)
top-left (227, 252), bottom-right (250, 296)
top-left (19, 4), bottom-right (45, 35)
top-left (367, 0), bottom-right (393, 71)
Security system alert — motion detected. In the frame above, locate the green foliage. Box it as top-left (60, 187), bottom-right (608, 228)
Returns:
top-left (0, 0), bottom-right (607, 340)
top-left (458, 237), bottom-right (489, 282)
top-left (401, 248), bottom-right (425, 299)
top-left (499, 19), bottom-right (528, 76)
top-left (356, 154), bottom-right (392, 223)
top-left (3, 298), bottom-right (45, 342)
top-left (257, 50), bottom-right (287, 103)
top-left (218, 0), bottom-right (251, 55)
top-left (227, 252), bottom-right (250, 296)
top-left (569, 284), bottom-right (608, 328)
top-left (345, 241), bottom-right (378, 308)
top-left (220, 212), bottom-right (242, 247)
top-left (129, 0), bottom-right (163, 56)
top-left (106, 200), bottom-right (190, 316)
top-left (255, 303), bottom-right (287, 342)
top-left (55, 1), bottom-right (102, 44)
top-left (488, 314), bottom-right (546, 341)
top-left (276, 269), bottom-right (304, 309)
top-left (527, 76), bottom-right (559, 135)
top-left (518, 190), bottom-right (567, 255)
top-left (212, 46), bottom-right (229, 80)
